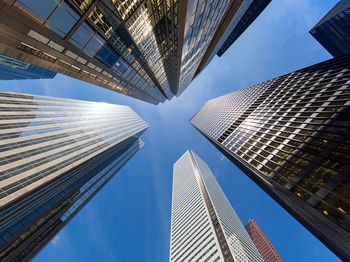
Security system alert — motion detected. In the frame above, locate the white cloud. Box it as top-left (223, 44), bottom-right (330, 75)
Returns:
top-left (51, 235), bottom-right (60, 245)
top-left (216, 152), bottom-right (226, 162)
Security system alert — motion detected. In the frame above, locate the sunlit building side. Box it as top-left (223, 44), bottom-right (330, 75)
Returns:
top-left (0, 91), bottom-right (148, 261)
top-left (191, 54), bottom-right (350, 260)
top-left (0, 0), bottom-right (269, 103)
top-left (170, 150), bottom-right (262, 262)
top-left (245, 219), bottom-right (284, 262)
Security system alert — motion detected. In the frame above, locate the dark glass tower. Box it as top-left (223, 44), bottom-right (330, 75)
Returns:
top-left (310, 0), bottom-right (350, 57)
top-left (0, 91), bottom-right (148, 261)
top-left (191, 54), bottom-right (350, 260)
top-left (0, 54), bottom-right (56, 80)
top-left (0, 0), bottom-right (267, 103)
top-left (216, 0), bottom-right (272, 57)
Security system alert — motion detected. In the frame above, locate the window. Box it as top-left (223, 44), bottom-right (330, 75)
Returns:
top-left (70, 23), bottom-right (95, 48)
top-left (112, 58), bottom-right (128, 74)
top-left (45, 2), bottom-right (79, 37)
top-left (16, 0), bottom-right (58, 21)
top-left (83, 34), bottom-right (105, 56)
top-left (95, 45), bottom-right (120, 68)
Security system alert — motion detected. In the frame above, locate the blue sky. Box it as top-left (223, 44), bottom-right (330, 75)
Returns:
top-left (0, 0), bottom-right (341, 261)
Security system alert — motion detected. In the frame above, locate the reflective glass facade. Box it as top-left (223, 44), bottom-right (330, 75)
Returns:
top-left (170, 150), bottom-right (262, 262)
top-left (0, 0), bottom-right (266, 103)
top-left (0, 54), bottom-right (56, 80)
top-left (178, 0), bottom-right (245, 95)
top-left (310, 0), bottom-right (350, 57)
top-left (0, 91), bottom-right (148, 261)
top-left (245, 219), bottom-right (284, 262)
top-left (216, 0), bottom-right (271, 57)
top-left (191, 54), bottom-right (350, 260)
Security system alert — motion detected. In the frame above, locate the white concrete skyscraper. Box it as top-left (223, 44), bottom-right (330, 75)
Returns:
top-left (170, 150), bottom-right (262, 262)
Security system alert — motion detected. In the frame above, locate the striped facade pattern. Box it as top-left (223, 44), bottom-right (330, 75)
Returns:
top-left (0, 54), bottom-right (56, 80)
top-left (0, 0), bottom-right (268, 101)
top-left (190, 54), bottom-right (350, 260)
top-left (178, 0), bottom-right (245, 95)
top-left (0, 91), bottom-right (148, 261)
top-left (245, 219), bottom-right (283, 262)
top-left (170, 151), bottom-right (262, 262)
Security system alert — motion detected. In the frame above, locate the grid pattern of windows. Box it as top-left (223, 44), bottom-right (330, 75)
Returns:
top-left (1, 0), bottom-right (258, 103)
top-left (115, 0), bottom-right (180, 97)
top-left (170, 151), bottom-right (222, 262)
top-left (170, 151), bottom-right (262, 261)
top-left (0, 91), bottom-right (147, 261)
top-left (6, 0), bottom-right (169, 104)
top-left (192, 152), bottom-right (262, 262)
top-left (178, 0), bottom-right (234, 95)
top-left (191, 54), bottom-right (350, 260)
top-left (245, 219), bottom-right (284, 262)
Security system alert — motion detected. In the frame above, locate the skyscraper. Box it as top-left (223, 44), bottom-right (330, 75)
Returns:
top-left (189, 0), bottom-right (271, 82)
top-left (0, 91), bottom-right (148, 261)
top-left (190, 54), bottom-right (350, 260)
top-left (216, 0), bottom-right (271, 57)
top-left (170, 150), bottom-right (263, 262)
top-left (245, 219), bottom-right (284, 262)
top-left (0, 0), bottom-right (267, 103)
top-left (0, 54), bottom-right (56, 80)
top-left (310, 0), bottom-right (350, 57)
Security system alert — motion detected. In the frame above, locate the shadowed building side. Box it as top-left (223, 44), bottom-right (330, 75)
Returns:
top-left (310, 0), bottom-right (350, 57)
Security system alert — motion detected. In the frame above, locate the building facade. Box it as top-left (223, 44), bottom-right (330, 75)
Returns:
top-left (191, 54), bottom-right (350, 260)
top-left (310, 0), bottom-right (350, 57)
top-left (170, 150), bottom-right (262, 262)
top-left (0, 91), bottom-right (148, 261)
top-left (177, 0), bottom-right (247, 95)
top-left (245, 219), bottom-right (284, 262)
top-left (216, 0), bottom-right (271, 57)
top-left (0, 54), bottom-right (56, 80)
top-left (0, 0), bottom-right (267, 103)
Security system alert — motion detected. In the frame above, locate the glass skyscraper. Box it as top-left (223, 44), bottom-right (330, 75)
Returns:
top-left (0, 0), bottom-right (267, 104)
top-left (310, 0), bottom-right (350, 57)
top-left (0, 54), bottom-right (56, 80)
top-left (191, 54), bottom-right (350, 260)
top-left (216, 0), bottom-right (271, 57)
top-left (0, 91), bottom-right (148, 261)
top-left (170, 150), bottom-right (262, 261)
top-left (245, 219), bottom-right (284, 262)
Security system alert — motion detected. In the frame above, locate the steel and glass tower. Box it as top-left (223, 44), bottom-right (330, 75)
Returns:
top-left (188, 0), bottom-right (272, 84)
top-left (245, 219), bottom-right (284, 262)
top-left (170, 150), bottom-right (262, 262)
top-left (216, 0), bottom-right (271, 57)
top-left (0, 91), bottom-right (148, 261)
top-left (310, 0), bottom-right (350, 57)
top-left (0, 0), bottom-right (268, 103)
top-left (0, 54), bottom-right (56, 80)
top-left (190, 54), bottom-right (350, 260)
